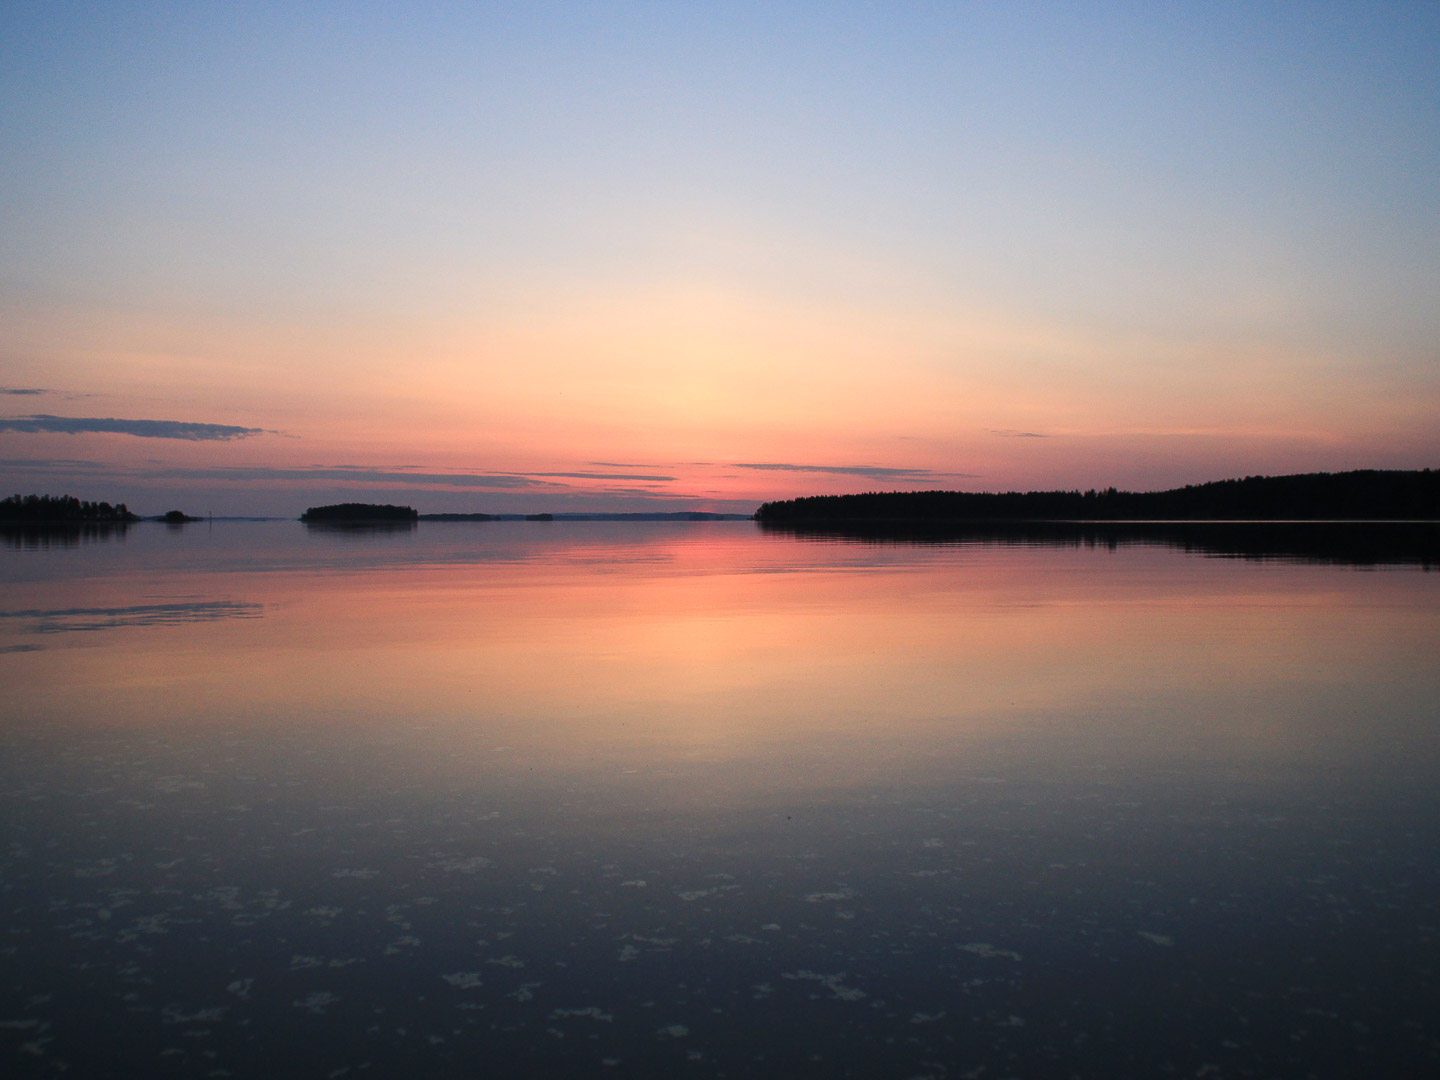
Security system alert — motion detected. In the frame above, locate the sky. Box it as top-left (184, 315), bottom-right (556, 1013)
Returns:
top-left (2, 1), bottom-right (1437, 516)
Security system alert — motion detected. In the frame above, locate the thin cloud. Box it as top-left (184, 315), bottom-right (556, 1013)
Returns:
top-left (142, 466), bottom-right (565, 490)
top-left (582, 486), bottom-right (698, 498)
top-left (0, 458), bottom-right (668, 491)
top-left (988, 429), bottom-right (1048, 438)
top-left (0, 457), bottom-right (104, 469)
top-left (532, 471), bottom-right (675, 482)
top-left (0, 414), bottom-right (266, 441)
top-left (1, 388), bottom-right (48, 396)
top-left (732, 462), bottom-right (977, 482)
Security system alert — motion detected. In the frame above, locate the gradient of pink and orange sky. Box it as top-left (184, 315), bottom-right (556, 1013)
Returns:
top-left (3, 2), bottom-right (1438, 515)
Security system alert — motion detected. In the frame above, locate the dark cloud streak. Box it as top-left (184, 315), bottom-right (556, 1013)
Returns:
top-left (532, 471), bottom-right (675, 482)
top-left (0, 458), bottom-right (670, 491)
top-left (141, 466), bottom-right (564, 490)
top-left (733, 462), bottom-right (977, 481)
top-left (0, 415), bottom-right (265, 441)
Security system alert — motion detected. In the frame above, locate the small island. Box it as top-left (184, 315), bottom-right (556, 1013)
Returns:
top-left (300, 503), bottom-right (420, 524)
top-left (157, 510), bottom-right (204, 524)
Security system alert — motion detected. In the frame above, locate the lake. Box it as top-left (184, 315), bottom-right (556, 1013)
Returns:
top-left (2, 520), bottom-right (1437, 1077)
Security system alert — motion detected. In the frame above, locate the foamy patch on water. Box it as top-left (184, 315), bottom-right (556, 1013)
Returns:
top-left (551, 1006), bottom-right (613, 1021)
top-left (161, 1006), bottom-right (226, 1024)
top-left (427, 855), bottom-right (492, 874)
top-left (961, 943), bottom-right (1021, 961)
top-left (507, 982), bottom-right (542, 1002)
top-left (442, 972), bottom-right (484, 989)
top-left (782, 970), bottom-right (866, 1001)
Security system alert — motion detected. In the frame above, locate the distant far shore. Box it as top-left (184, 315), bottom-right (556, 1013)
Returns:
top-left (417, 511), bottom-right (753, 522)
top-left (756, 470), bottom-right (1439, 524)
top-left (7, 470), bottom-right (1434, 527)
top-left (299, 503), bottom-right (751, 524)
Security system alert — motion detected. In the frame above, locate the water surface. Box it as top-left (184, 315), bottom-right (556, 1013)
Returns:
top-left (3, 521), bottom-right (1437, 1076)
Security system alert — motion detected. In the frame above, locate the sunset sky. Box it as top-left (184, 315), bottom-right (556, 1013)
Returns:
top-left (3, 1), bottom-right (1437, 516)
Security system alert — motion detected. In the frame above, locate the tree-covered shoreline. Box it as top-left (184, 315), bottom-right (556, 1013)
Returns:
top-left (755, 470), bottom-right (1439, 524)
top-left (1, 493), bottom-right (140, 524)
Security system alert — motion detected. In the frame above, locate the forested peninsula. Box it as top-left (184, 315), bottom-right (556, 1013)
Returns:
top-left (755, 470), bottom-right (1439, 524)
top-left (1, 494), bottom-right (140, 524)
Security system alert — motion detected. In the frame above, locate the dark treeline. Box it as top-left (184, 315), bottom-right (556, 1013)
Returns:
top-left (300, 503), bottom-right (419, 523)
top-left (1, 493), bottom-right (139, 523)
top-left (755, 470), bottom-right (1439, 523)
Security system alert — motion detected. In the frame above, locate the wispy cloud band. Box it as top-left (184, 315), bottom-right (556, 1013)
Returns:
top-left (0, 415), bottom-right (265, 440)
top-left (0, 459), bottom-right (664, 492)
top-left (732, 462), bottom-right (977, 481)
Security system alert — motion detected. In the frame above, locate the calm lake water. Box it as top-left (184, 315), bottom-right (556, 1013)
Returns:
top-left (2, 521), bottom-right (1438, 1077)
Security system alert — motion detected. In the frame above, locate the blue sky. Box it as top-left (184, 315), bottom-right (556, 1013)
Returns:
top-left (3, 1), bottom-right (1437, 514)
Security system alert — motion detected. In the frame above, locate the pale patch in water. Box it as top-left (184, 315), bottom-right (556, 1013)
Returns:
top-left (427, 855), bottom-right (492, 873)
top-left (551, 1006), bottom-right (613, 1021)
top-left (782, 970), bottom-right (866, 1001)
top-left (961, 943), bottom-right (1022, 961)
top-left (161, 1006), bottom-right (226, 1024)
top-left (441, 972), bottom-right (484, 989)
top-left (294, 992), bottom-right (338, 1014)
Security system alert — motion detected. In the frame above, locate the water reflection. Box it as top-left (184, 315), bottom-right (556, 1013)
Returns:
top-left (1, 522), bottom-right (1437, 1077)
top-left (301, 520), bottom-right (419, 537)
top-left (0, 599), bottom-right (263, 635)
top-left (761, 518), bottom-right (1440, 567)
top-left (1, 522), bottom-right (132, 549)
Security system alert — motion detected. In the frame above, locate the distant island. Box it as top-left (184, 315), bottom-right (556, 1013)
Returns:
top-left (1, 493), bottom-right (140, 524)
top-left (756, 470), bottom-right (1439, 524)
top-left (415, 511), bottom-right (752, 522)
top-left (156, 510), bottom-right (204, 524)
top-left (300, 503), bottom-right (419, 523)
